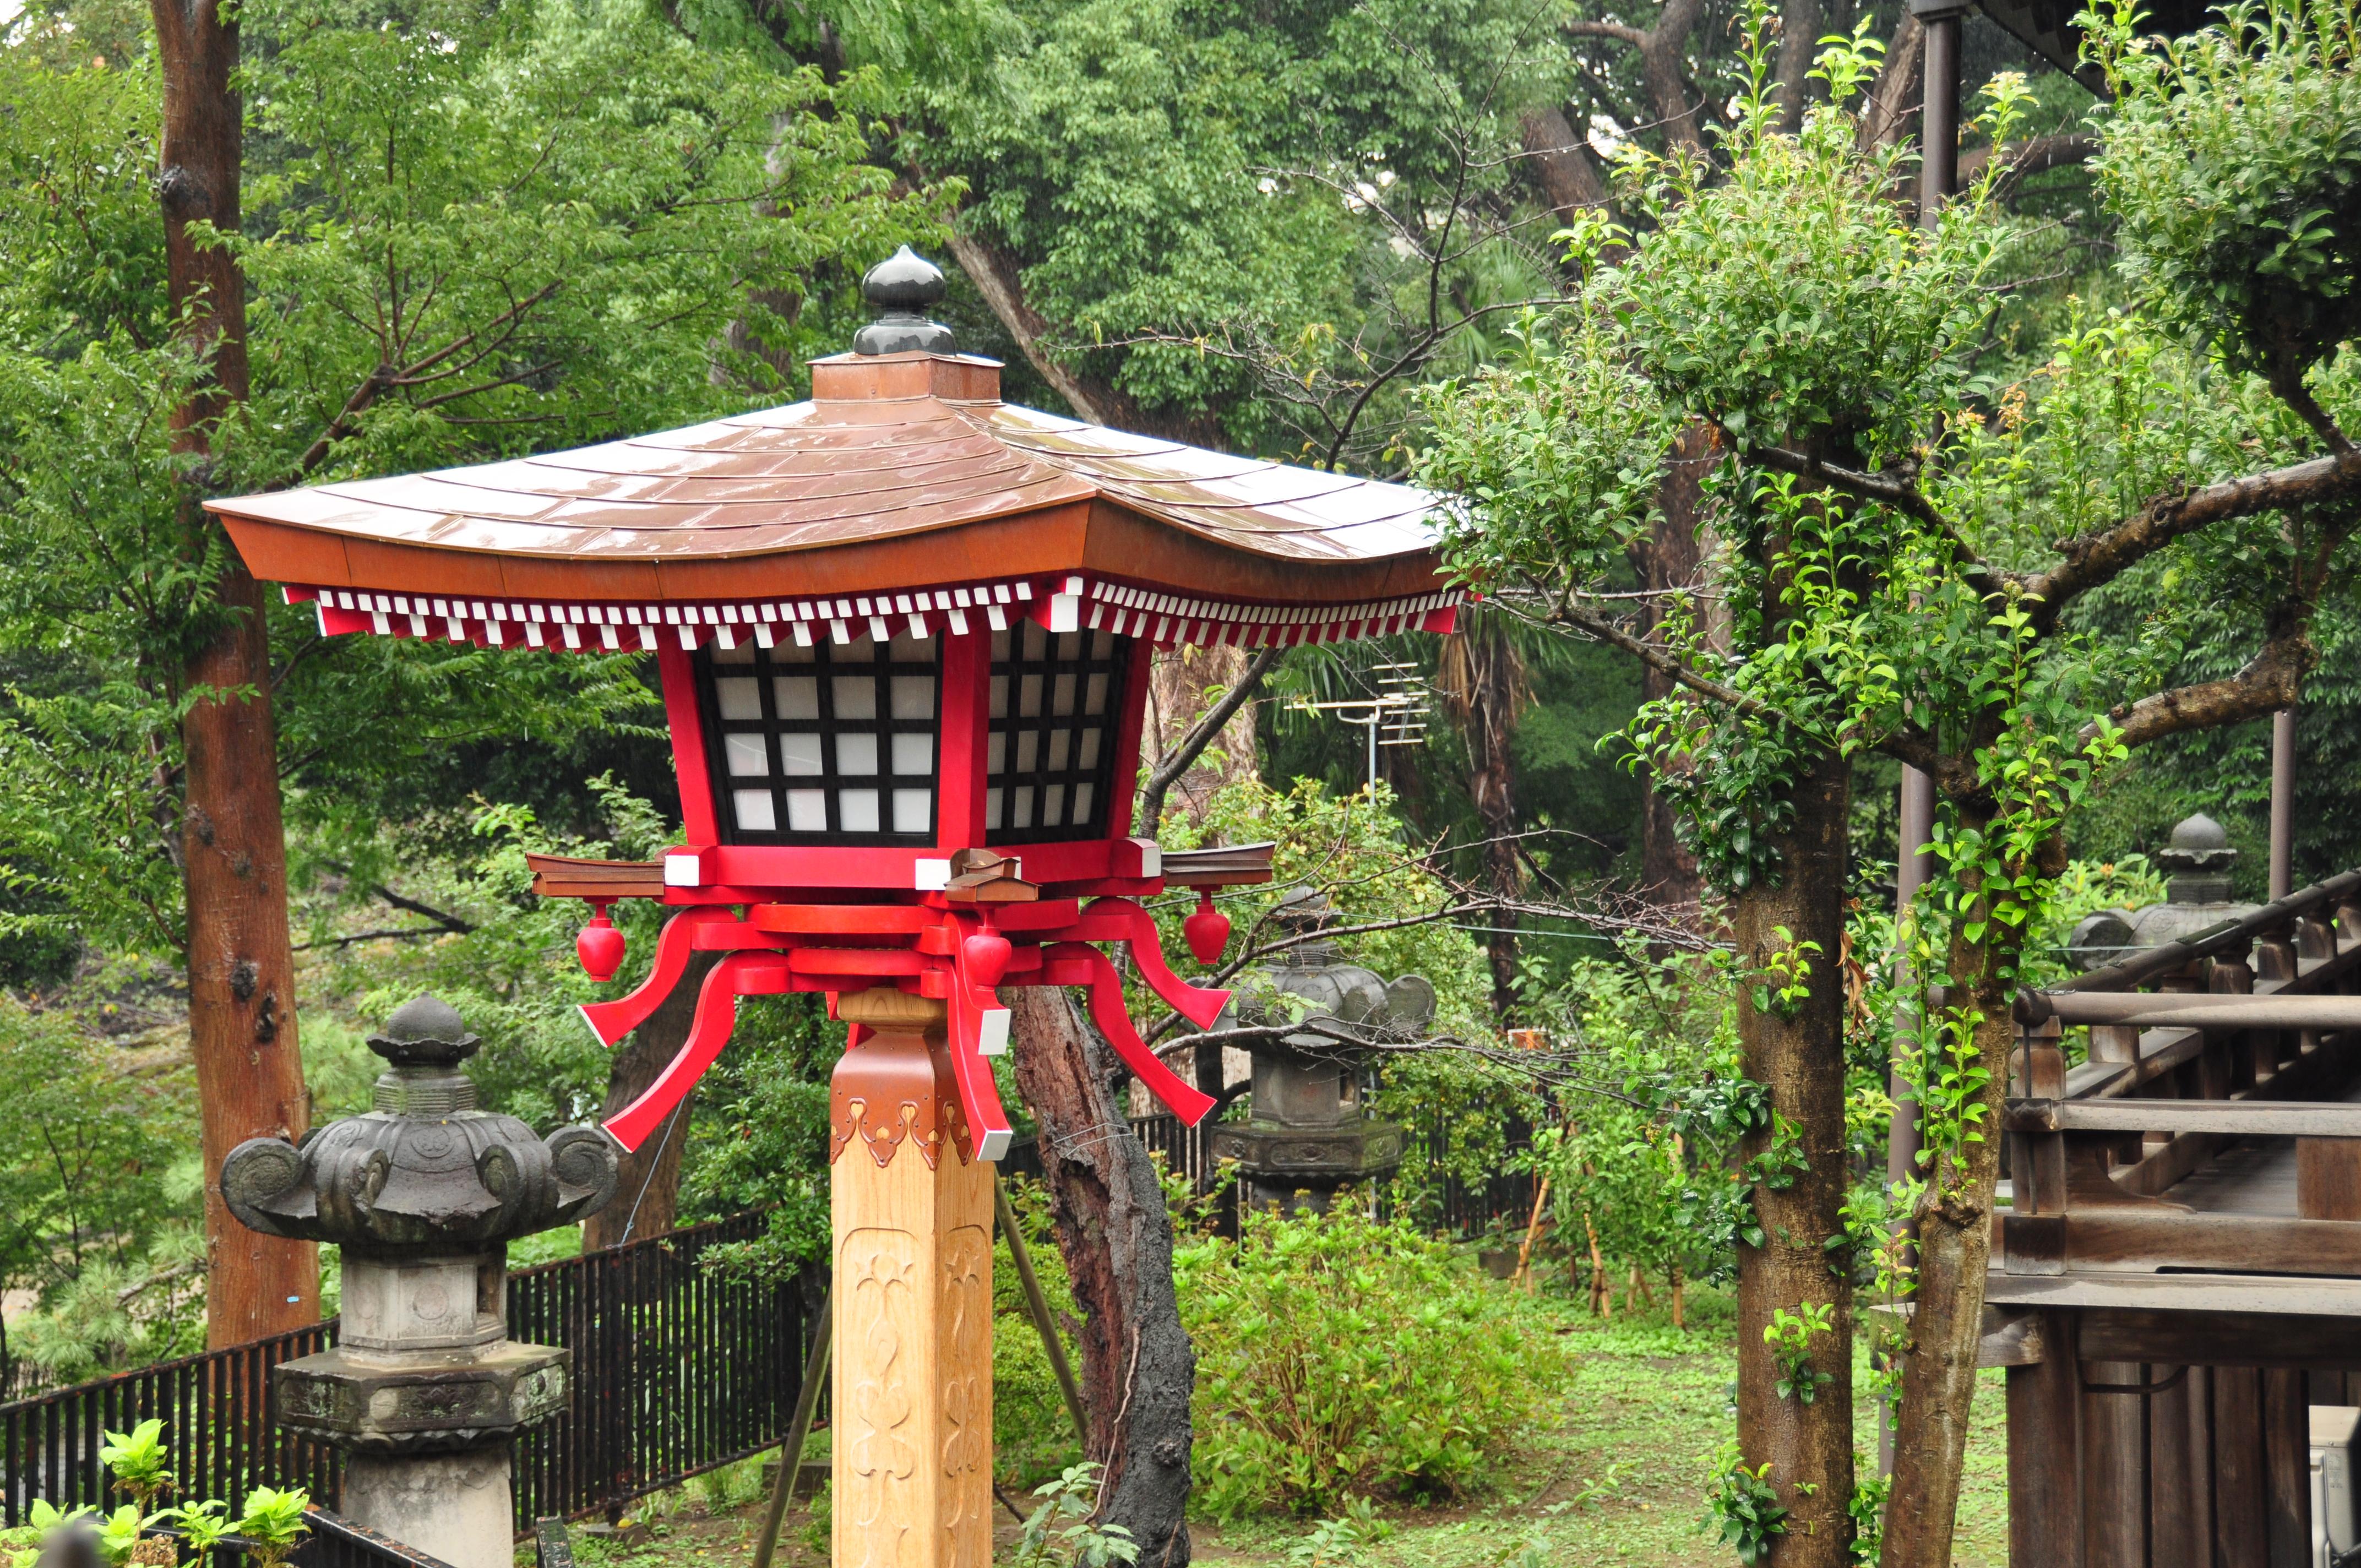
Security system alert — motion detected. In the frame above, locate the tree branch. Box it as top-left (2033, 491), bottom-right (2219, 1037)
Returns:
top-left (2023, 449), bottom-right (2361, 628)
top-left (1539, 597), bottom-right (1797, 732)
top-left (371, 885), bottom-right (476, 934)
top-left (1749, 443), bottom-right (2014, 600)
top-left (2082, 629), bottom-right (2313, 750)
top-left (1955, 132), bottom-right (2099, 196)
top-left (1135, 644), bottom-right (1283, 839)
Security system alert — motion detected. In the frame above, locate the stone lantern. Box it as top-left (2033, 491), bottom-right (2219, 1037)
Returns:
top-left (220, 998), bottom-right (618, 1568)
top-left (2070, 813), bottom-right (2262, 969)
top-left (1210, 892), bottom-right (1432, 1211)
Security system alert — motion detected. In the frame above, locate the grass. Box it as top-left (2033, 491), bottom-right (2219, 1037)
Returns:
top-left (564, 1260), bottom-right (2014, 1567)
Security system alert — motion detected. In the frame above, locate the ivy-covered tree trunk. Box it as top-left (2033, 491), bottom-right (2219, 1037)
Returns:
top-left (152, 0), bottom-right (319, 1346)
top-left (1007, 986), bottom-right (1195, 1565)
top-left (1732, 747), bottom-right (1856, 1567)
top-left (1880, 807), bottom-right (2032, 1568)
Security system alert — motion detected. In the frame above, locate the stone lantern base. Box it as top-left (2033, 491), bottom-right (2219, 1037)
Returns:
top-left (342, 1452), bottom-right (516, 1568)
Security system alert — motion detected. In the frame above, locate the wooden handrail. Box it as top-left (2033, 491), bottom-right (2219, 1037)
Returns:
top-left (2017, 992), bottom-right (2361, 1031)
top-left (2029, 867), bottom-right (2361, 1001)
top-left (2005, 1099), bottom-right (2361, 1137)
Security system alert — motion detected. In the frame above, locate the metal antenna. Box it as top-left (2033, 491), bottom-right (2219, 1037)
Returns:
top-left (1292, 662), bottom-right (1431, 794)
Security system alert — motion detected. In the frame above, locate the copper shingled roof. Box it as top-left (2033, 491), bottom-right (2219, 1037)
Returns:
top-left (206, 353), bottom-right (1448, 611)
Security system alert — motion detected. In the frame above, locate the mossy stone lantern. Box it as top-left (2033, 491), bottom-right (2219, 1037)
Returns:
top-left (209, 249), bottom-right (1457, 1568)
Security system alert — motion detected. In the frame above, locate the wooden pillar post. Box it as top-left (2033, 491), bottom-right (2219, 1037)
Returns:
top-left (828, 990), bottom-right (994, 1568)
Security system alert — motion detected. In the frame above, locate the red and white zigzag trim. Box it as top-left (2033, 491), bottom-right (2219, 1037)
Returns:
top-left (285, 575), bottom-right (1461, 652)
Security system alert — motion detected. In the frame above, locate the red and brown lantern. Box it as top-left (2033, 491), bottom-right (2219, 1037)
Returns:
top-left (209, 248), bottom-right (1455, 1565)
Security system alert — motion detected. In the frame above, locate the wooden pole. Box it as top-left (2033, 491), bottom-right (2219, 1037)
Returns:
top-left (829, 990), bottom-right (994, 1568)
top-left (994, 1172), bottom-right (1088, 1450)
top-left (2271, 708), bottom-right (2296, 900)
top-left (749, 1287), bottom-right (833, 1568)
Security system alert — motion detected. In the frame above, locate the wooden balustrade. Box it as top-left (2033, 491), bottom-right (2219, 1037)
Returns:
top-left (1995, 872), bottom-right (2361, 1566)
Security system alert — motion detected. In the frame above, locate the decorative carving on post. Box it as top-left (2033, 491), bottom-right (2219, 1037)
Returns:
top-left (1210, 892), bottom-right (1432, 1211)
top-left (828, 989), bottom-right (992, 1568)
top-left (221, 997), bottom-right (618, 1568)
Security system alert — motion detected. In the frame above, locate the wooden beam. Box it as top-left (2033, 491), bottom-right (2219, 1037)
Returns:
top-left (1986, 1268), bottom-right (2361, 1318)
top-left (2076, 1310), bottom-right (2361, 1368)
top-left (2006, 1099), bottom-right (2361, 1136)
top-left (2039, 993), bottom-right (2361, 1030)
top-left (2053, 1210), bottom-right (2361, 1278)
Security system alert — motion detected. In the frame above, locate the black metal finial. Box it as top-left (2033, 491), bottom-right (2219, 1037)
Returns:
top-left (368, 994), bottom-right (481, 1068)
top-left (854, 246), bottom-right (956, 356)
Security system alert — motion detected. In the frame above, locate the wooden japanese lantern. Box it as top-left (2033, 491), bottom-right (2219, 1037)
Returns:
top-left (209, 247), bottom-right (1456, 1567)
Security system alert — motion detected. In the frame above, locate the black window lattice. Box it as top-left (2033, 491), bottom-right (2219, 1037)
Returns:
top-left (695, 633), bottom-right (940, 844)
top-left (988, 624), bottom-right (1131, 842)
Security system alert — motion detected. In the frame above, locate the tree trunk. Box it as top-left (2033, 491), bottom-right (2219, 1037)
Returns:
top-left (584, 951), bottom-right (722, 1250)
top-left (1732, 746), bottom-right (1856, 1566)
top-left (1859, 15), bottom-right (1926, 154)
top-left (1439, 616), bottom-right (1527, 1017)
top-left (1632, 424), bottom-right (1718, 919)
top-left (1879, 808), bottom-right (2017, 1568)
top-left (1774, 0), bottom-right (1826, 130)
top-left (1518, 105), bottom-right (1610, 222)
top-left (1144, 644), bottom-right (1261, 825)
top-left (945, 230), bottom-right (1225, 449)
top-left (1007, 986), bottom-right (1194, 1565)
top-left (153, 0), bottom-right (319, 1347)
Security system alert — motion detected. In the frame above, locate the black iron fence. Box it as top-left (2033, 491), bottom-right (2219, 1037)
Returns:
top-left (0, 1211), bottom-right (823, 1535)
top-left (508, 1212), bottom-right (822, 1526)
top-left (3, 1115), bottom-right (1520, 1546)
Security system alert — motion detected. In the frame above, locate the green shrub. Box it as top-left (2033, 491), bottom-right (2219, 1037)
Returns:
top-left (1176, 1202), bottom-right (1569, 1517)
top-left (992, 1175), bottom-right (1087, 1488)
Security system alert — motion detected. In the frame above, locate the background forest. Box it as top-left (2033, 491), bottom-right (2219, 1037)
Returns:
top-left (0, 0), bottom-right (2353, 1560)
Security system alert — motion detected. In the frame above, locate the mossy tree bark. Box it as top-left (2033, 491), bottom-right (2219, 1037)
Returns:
top-left (1732, 746), bottom-right (1857, 1566)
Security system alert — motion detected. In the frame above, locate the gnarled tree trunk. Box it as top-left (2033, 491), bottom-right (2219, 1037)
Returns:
top-left (584, 951), bottom-right (722, 1250)
top-left (153, 0), bottom-right (319, 1346)
top-left (1732, 747), bottom-right (1856, 1566)
top-left (1879, 805), bottom-right (2024, 1568)
top-left (1007, 986), bottom-right (1194, 1565)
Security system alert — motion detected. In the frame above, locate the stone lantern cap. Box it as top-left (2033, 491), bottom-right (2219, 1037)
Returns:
top-left (2069, 813), bottom-right (2259, 970)
top-left (221, 995), bottom-right (618, 1254)
top-left (1230, 891), bottom-right (1438, 1050)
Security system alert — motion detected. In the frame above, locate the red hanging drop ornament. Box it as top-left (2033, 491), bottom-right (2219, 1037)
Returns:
top-left (576, 900), bottom-right (627, 982)
top-left (1183, 890), bottom-right (1231, 967)
top-left (962, 924), bottom-right (1013, 989)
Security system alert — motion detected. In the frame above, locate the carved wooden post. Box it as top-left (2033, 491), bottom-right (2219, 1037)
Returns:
top-left (828, 990), bottom-right (994, 1568)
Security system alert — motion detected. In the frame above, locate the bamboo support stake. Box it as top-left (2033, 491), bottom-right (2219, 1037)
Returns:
top-left (1510, 1175), bottom-right (1552, 1290)
top-left (750, 1289), bottom-right (834, 1568)
top-left (994, 1171), bottom-right (1089, 1450)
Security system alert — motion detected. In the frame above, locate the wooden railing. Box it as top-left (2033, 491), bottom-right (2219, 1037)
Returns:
top-left (1997, 872), bottom-right (2361, 1566)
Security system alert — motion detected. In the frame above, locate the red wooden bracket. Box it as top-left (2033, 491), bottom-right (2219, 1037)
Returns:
top-left (603, 950), bottom-right (791, 1151)
top-left (579, 907), bottom-right (738, 1048)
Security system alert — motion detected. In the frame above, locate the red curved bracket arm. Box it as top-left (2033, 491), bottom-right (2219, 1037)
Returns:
top-left (1080, 898), bottom-right (1231, 1028)
top-left (580, 907), bottom-right (736, 1049)
top-left (944, 982), bottom-right (1015, 1163)
top-left (1046, 943), bottom-right (1218, 1127)
top-left (603, 950), bottom-right (788, 1151)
